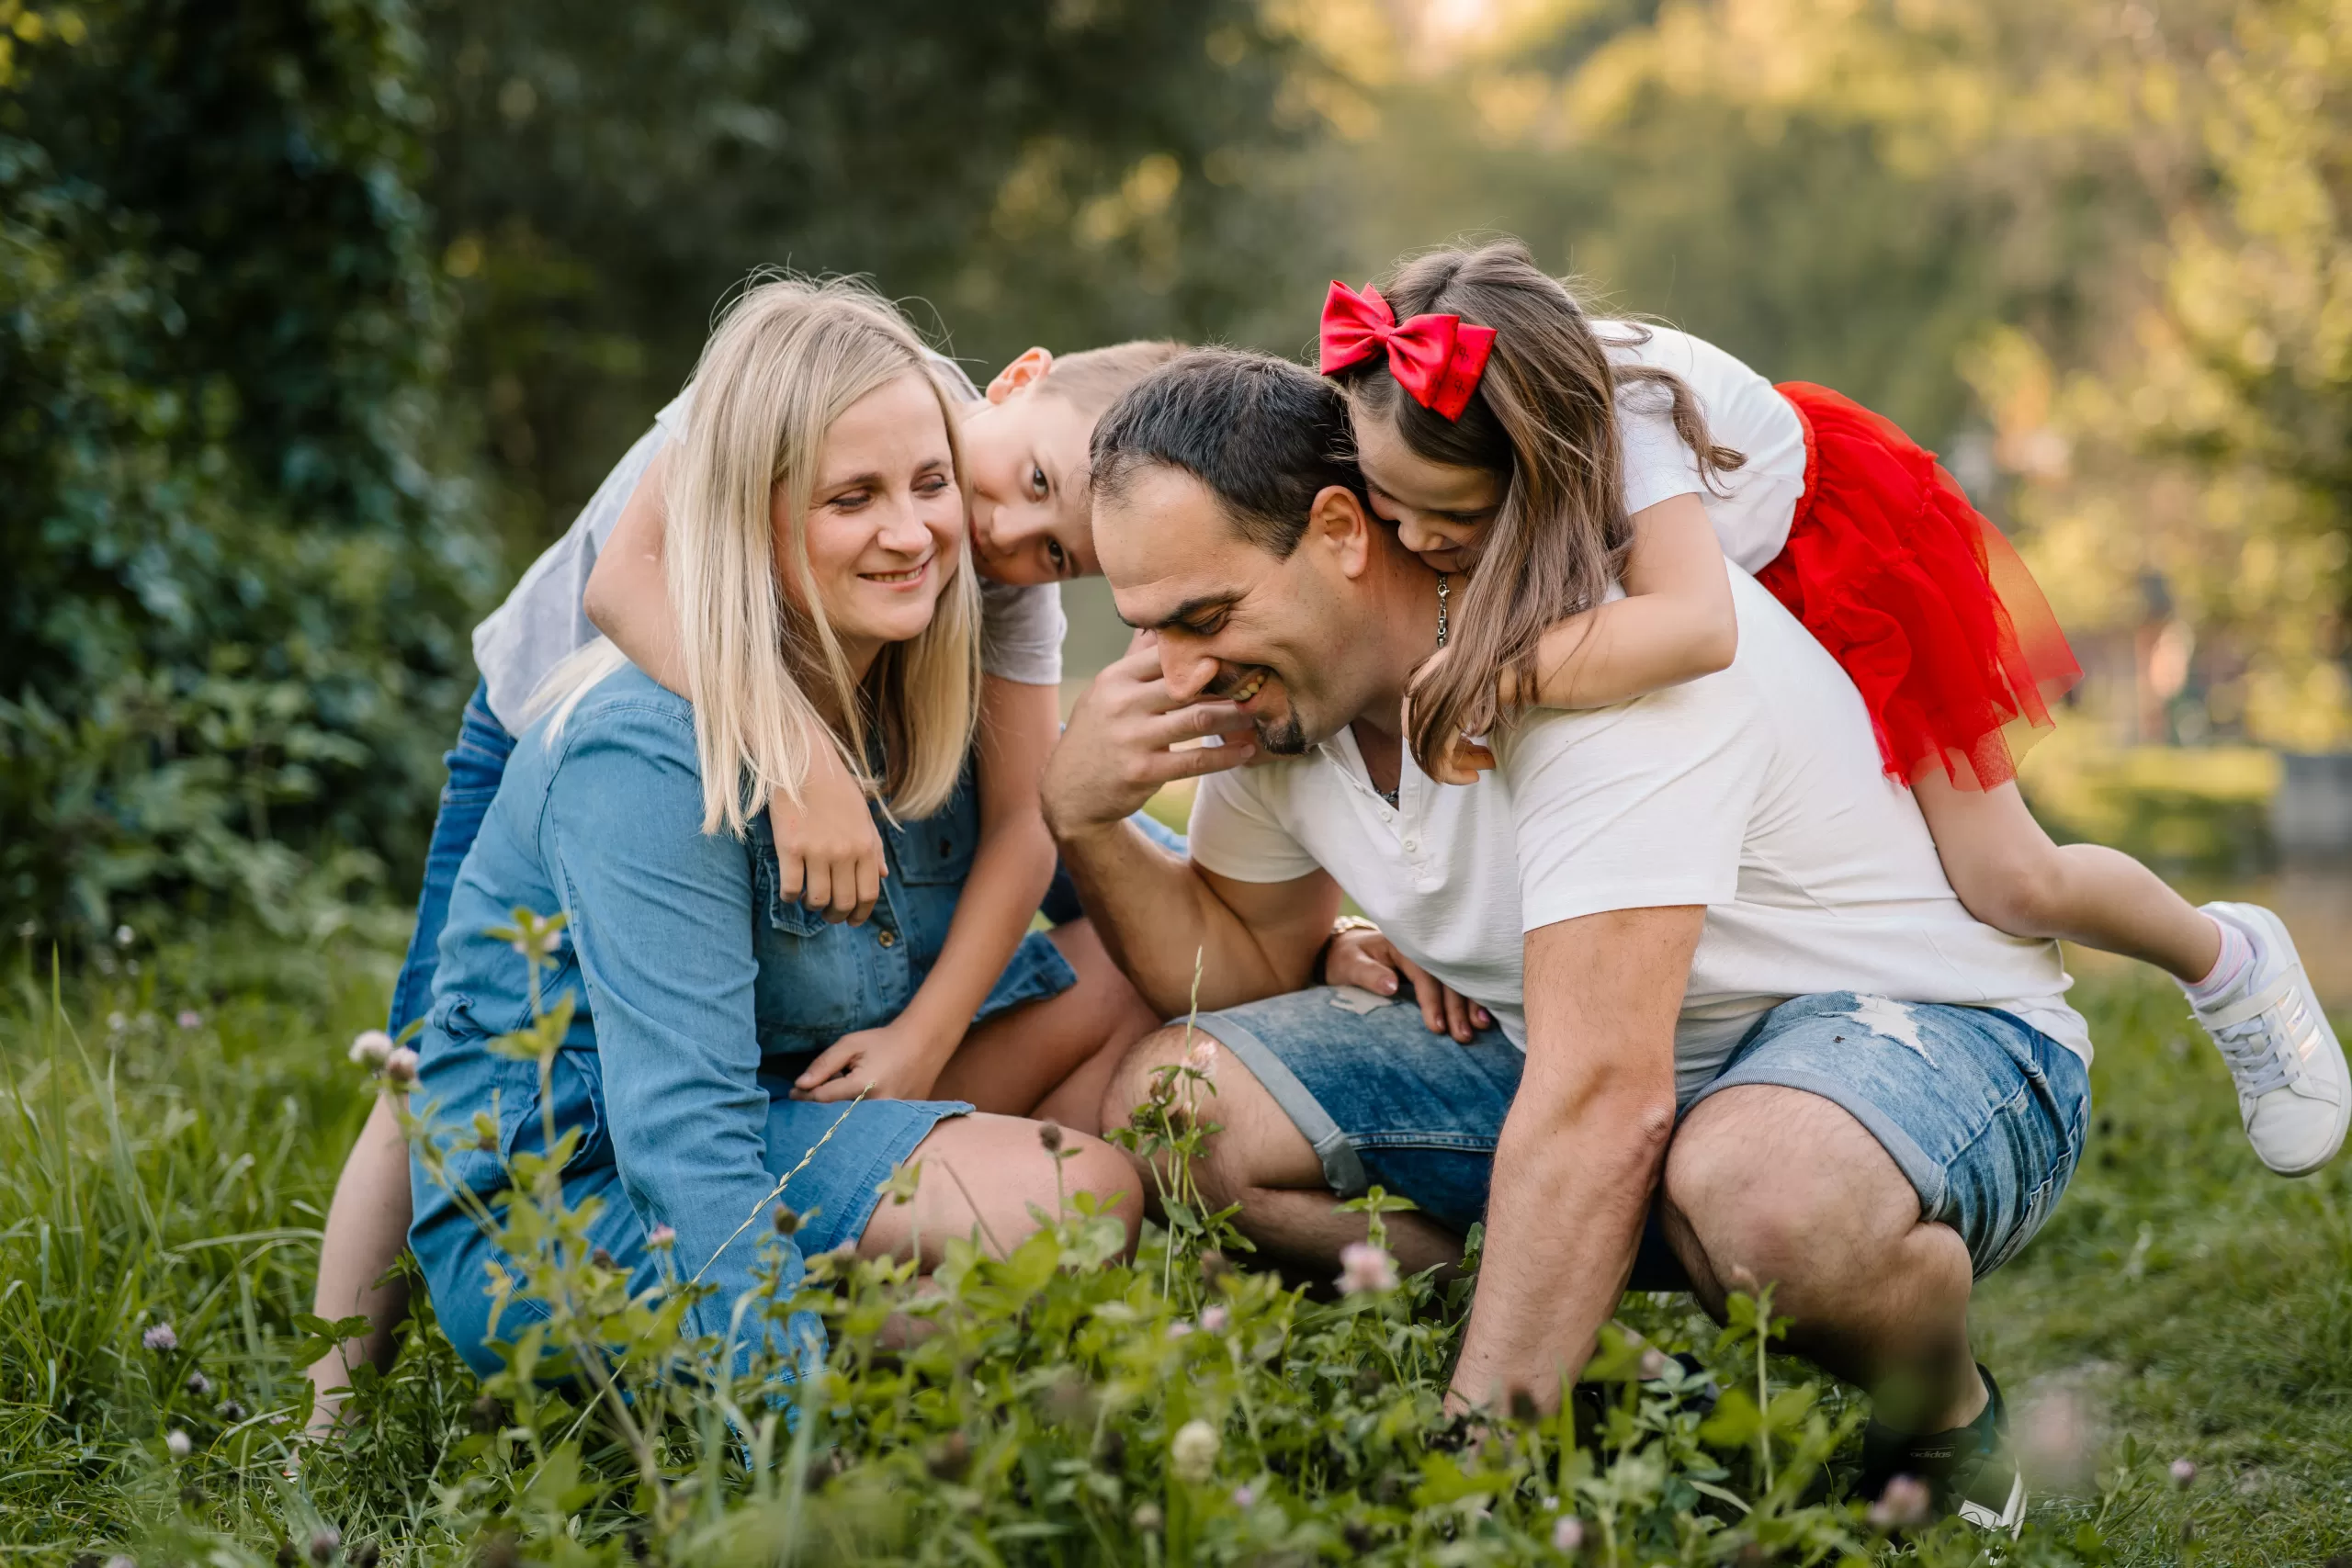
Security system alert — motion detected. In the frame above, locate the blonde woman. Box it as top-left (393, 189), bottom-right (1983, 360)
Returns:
top-left (397, 277), bottom-right (1141, 1380)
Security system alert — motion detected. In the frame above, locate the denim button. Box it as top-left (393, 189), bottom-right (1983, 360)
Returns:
top-left (877, 930), bottom-right (897, 948)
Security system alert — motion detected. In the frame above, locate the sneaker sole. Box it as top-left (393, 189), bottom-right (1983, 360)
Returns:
top-left (1955, 1471), bottom-right (2026, 1538)
top-left (2211, 902), bottom-right (2350, 1177)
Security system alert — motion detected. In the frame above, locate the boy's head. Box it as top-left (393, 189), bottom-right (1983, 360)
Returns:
top-left (961, 340), bottom-right (1186, 584)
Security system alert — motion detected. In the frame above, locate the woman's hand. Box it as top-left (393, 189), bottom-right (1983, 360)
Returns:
top-left (777, 744), bottom-right (885, 924)
top-left (1323, 924), bottom-right (1493, 1044)
top-left (791, 1017), bottom-right (954, 1103)
top-left (1403, 646), bottom-right (1498, 786)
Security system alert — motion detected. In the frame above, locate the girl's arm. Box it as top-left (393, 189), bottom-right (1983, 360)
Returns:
top-left (585, 446), bottom-right (886, 922)
top-left (1515, 491), bottom-right (1736, 711)
top-left (793, 672), bottom-right (1061, 1101)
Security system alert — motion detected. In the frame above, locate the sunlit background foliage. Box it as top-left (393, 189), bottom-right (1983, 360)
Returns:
top-left (6, 0), bottom-right (2350, 940)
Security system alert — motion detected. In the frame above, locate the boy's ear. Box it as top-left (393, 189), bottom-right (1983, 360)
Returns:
top-left (1306, 484), bottom-right (1375, 578)
top-left (986, 347), bottom-right (1055, 404)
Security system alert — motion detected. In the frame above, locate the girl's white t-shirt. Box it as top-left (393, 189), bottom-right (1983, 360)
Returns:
top-left (1600, 322), bottom-right (1810, 570)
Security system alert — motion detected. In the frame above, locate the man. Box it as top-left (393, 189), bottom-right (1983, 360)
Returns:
top-left (1042, 348), bottom-right (2095, 1530)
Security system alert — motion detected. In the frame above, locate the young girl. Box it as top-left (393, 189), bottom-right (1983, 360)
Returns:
top-left (1318, 239), bottom-right (2346, 1180)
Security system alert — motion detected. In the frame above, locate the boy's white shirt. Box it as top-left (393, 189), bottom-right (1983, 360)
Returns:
top-left (469, 354), bottom-right (1066, 732)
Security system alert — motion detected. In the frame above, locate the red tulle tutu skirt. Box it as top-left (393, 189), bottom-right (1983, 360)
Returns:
top-left (1757, 383), bottom-right (2083, 790)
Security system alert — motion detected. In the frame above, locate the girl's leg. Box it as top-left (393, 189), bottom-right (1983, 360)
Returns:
top-left (1910, 772), bottom-right (2220, 979)
top-left (305, 1095), bottom-right (414, 1435)
top-left (1917, 770), bottom-right (2347, 1178)
top-left (854, 1112), bottom-right (1143, 1266)
top-left (932, 919), bottom-right (1160, 1132)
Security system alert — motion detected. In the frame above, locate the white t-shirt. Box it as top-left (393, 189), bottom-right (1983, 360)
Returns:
top-left (469, 354), bottom-right (1066, 731)
top-left (1188, 570), bottom-right (2089, 1102)
top-left (1601, 322), bottom-right (1810, 571)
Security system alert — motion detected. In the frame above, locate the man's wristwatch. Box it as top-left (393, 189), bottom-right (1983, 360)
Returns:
top-left (1313, 915), bottom-right (1381, 986)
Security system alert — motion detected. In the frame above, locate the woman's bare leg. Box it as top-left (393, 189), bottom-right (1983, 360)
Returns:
top-left (1912, 772), bottom-right (2221, 980)
top-left (933, 919), bottom-right (1160, 1132)
top-left (305, 1094), bottom-right (414, 1435)
top-left (854, 1112), bottom-right (1142, 1266)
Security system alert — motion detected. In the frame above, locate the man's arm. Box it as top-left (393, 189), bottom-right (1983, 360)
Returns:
top-left (1448, 905), bottom-right (1702, 1411)
top-left (1044, 639), bottom-right (1336, 1016)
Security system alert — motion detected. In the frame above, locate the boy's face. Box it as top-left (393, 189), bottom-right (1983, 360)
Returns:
top-left (960, 348), bottom-right (1102, 585)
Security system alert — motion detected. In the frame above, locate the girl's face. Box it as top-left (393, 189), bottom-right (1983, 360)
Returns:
top-left (1349, 402), bottom-right (1506, 578)
top-left (780, 371), bottom-right (966, 671)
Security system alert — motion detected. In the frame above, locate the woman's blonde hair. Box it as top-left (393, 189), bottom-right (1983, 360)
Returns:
top-left (541, 275), bottom-right (979, 835)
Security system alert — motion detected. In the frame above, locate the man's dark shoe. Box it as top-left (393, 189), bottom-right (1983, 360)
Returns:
top-left (1858, 1365), bottom-right (2025, 1536)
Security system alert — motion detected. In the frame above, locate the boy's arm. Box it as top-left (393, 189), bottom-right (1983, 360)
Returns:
top-left (793, 673), bottom-right (1061, 1101)
top-left (584, 440), bottom-right (886, 921)
top-left (1517, 491), bottom-right (1736, 712)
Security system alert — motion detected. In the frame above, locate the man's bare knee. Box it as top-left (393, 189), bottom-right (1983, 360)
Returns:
top-left (1100, 1021), bottom-right (1193, 1134)
top-left (1665, 1087), bottom-right (1923, 1301)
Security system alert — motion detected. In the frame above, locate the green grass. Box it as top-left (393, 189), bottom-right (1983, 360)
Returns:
top-left (1, 924), bottom-right (2346, 1562)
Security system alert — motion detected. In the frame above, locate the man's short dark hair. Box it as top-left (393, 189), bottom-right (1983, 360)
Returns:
top-left (1089, 347), bottom-right (1366, 558)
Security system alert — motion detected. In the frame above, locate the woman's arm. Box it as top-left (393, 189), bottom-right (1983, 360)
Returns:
top-left (1515, 492), bottom-right (1736, 712)
top-left (548, 701), bottom-right (816, 1360)
top-left (793, 673), bottom-right (1060, 1101)
top-left (585, 443), bottom-right (886, 922)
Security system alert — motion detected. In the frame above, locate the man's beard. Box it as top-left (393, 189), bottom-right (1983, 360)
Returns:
top-left (1253, 711), bottom-right (1309, 755)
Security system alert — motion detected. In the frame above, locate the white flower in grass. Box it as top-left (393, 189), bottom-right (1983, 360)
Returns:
top-left (141, 1323), bottom-right (178, 1352)
top-left (176, 1010), bottom-right (202, 1031)
top-left (2171, 1457), bottom-right (2198, 1488)
top-left (1336, 1241), bottom-right (1397, 1295)
top-left (1182, 1037), bottom-right (1217, 1077)
top-left (347, 1030), bottom-right (393, 1069)
top-left (1551, 1515), bottom-right (1584, 1551)
top-left (107, 1012), bottom-right (127, 1033)
top-left (647, 1224), bottom-right (676, 1249)
top-left (1170, 1418), bottom-right (1220, 1484)
top-left (1230, 1483), bottom-right (1256, 1507)
top-left (381, 1046), bottom-right (420, 1089)
top-left (104, 1556), bottom-right (136, 1568)
top-left (115, 924), bottom-right (135, 948)
top-left (1200, 1304), bottom-right (1229, 1333)
top-left (164, 1429), bottom-right (191, 1459)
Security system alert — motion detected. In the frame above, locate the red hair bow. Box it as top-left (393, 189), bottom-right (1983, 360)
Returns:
top-left (1317, 280), bottom-right (1497, 421)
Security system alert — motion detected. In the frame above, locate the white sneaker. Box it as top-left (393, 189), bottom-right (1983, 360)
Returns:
top-left (2187, 902), bottom-right (2349, 1177)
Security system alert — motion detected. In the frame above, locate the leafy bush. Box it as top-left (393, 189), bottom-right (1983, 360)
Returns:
top-left (0, 0), bottom-right (493, 941)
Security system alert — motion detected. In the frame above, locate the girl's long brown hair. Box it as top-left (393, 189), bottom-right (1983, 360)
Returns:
top-left (1329, 240), bottom-right (1743, 776)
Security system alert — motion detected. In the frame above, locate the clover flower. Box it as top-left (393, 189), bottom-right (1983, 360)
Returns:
top-left (1170, 1418), bottom-right (1220, 1484)
top-left (1167, 1319), bottom-right (1194, 1339)
top-left (1182, 1037), bottom-right (1218, 1077)
top-left (142, 1323), bottom-right (178, 1352)
top-left (381, 1046), bottom-right (420, 1089)
top-left (2171, 1457), bottom-right (2198, 1488)
top-left (1867, 1473), bottom-right (1932, 1529)
top-left (648, 1224), bottom-right (676, 1249)
top-left (115, 924), bottom-right (135, 948)
top-left (1336, 1241), bottom-right (1398, 1295)
top-left (164, 1429), bottom-right (191, 1459)
top-left (186, 1371), bottom-right (210, 1397)
top-left (347, 1030), bottom-right (393, 1069)
top-left (1552, 1515), bottom-right (1585, 1551)
top-left (107, 1011), bottom-right (128, 1032)
top-left (1131, 1503), bottom-right (1163, 1531)
top-left (1230, 1483), bottom-right (1256, 1507)
top-left (177, 1010), bottom-right (202, 1031)
top-left (1637, 1347), bottom-right (1670, 1381)
top-left (309, 1528), bottom-right (342, 1563)
top-left (1037, 1119), bottom-right (1065, 1154)
top-left (1201, 1304), bottom-right (1229, 1333)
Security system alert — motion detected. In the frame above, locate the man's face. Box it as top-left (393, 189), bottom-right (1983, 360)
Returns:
top-left (1094, 465), bottom-right (1369, 754)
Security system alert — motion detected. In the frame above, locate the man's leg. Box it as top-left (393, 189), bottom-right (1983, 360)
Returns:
top-left (1659, 1085), bottom-right (1982, 1431)
top-left (1098, 987), bottom-right (1526, 1279)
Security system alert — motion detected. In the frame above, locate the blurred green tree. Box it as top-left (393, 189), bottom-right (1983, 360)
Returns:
top-left (418, 0), bottom-right (1344, 569)
top-left (0, 0), bottom-right (491, 939)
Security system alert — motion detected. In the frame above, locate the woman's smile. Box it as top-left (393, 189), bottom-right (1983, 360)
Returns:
top-left (860, 556), bottom-right (933, 589)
